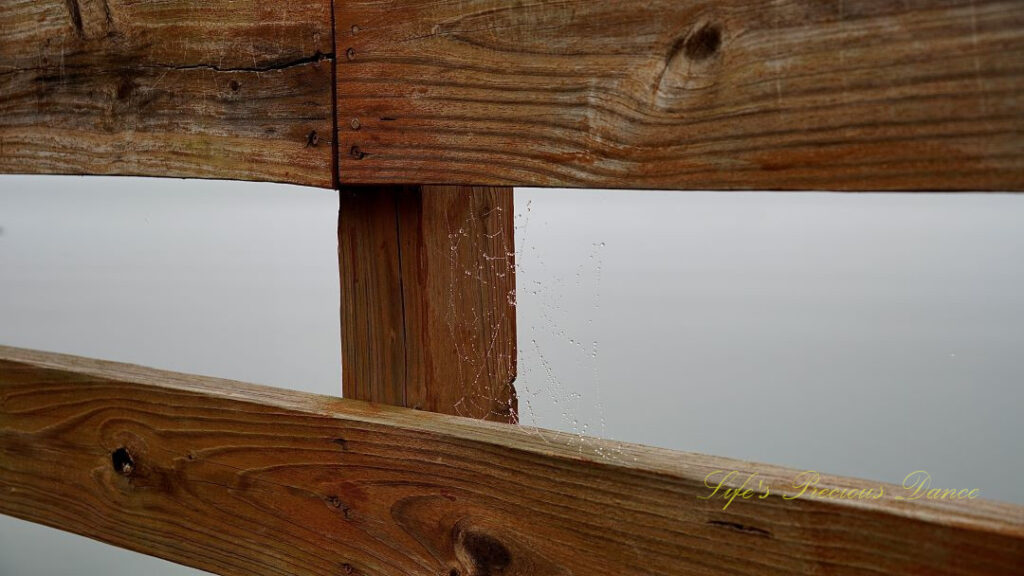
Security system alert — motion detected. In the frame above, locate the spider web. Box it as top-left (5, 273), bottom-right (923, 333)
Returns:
top-left (440, 192), bottom-right (629, 462)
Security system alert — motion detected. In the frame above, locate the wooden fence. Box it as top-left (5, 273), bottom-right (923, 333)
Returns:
top-left (2, 1), bottom-right (1023, 574)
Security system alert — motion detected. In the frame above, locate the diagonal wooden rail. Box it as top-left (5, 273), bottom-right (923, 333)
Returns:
top-left (1, 346), bottom-right (1023, 576)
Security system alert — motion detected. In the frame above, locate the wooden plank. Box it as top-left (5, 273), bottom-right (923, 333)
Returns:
top-left (2, 345), bottom-right (1023, 576)
top-left (0, 0), bottom-right (335, 188)
top-left (339, 186), bottom-right (517, 422)
top-left (336, 0), bottom-right (1024, 190)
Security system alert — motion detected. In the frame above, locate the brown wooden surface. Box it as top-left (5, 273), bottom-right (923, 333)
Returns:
top-left (2, 345), bottom-right (1023, 576)
top-left (4, 0), bottom-right (1023, 191)
top-left (336, 0), bottom-right (1024, 190)
top-left (339, 186), bottom-right (517, 422)
top-left (338, 186), bottom-right (411, 406)
top-left (0, 0), bottom-right (335, 187)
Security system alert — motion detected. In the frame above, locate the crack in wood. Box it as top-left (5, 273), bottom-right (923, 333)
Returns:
top-left (101, 0), bottom-right (114, 28)
top-left (141, 52), bottom-right (335, 74)
top-left (0, 53), bottom-right (335, 78)
top-left (706, 520), bottom-right (772, 538)
top-left (64, 0), bottom-right (84, 37)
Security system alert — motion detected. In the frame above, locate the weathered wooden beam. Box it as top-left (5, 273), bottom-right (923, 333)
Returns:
top-left (336, 0), bottom-right (1024, 190)
top-left (0, 0), bottom-right (335, 187)
top-left (339, 186), bottom-right (517, 421)
top-left (4, 1), bottom-right (1022, 191)
top-left (1, 345), bottom-right (1023, 576)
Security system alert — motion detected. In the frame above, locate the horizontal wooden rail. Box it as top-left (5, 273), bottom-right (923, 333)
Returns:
top-left (0, 0), bottom-right (335, 187)
top-left (336, 0), bottom-right (1024, 190)
top-left (1, 345), bottom-right (1022, 575)
top-left (3, 1), bottom-right (1023, 190)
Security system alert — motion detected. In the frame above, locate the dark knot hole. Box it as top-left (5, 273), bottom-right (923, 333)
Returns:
top-left (684, 24), bottom-right (722, 61)
top-left (111, 447), bottom-right (135, 476)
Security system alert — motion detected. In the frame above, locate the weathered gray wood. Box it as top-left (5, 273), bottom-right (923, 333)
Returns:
top-left (0, 0), bottom-right (335, 187)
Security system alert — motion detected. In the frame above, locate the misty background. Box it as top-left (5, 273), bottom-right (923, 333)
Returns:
top-left (1, 175), bottom-right (1022, 575)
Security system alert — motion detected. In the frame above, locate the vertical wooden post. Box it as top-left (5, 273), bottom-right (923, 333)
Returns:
top-left (339, 186), bottom-right (517, 422)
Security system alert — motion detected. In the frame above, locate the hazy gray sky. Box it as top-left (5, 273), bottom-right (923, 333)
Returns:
top-left (1, 176), bottom-right (1022, 574)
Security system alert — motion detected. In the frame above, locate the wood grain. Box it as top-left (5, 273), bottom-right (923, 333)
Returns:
top-left (336, 0), bottom-right (1024, 190)
top-left (338, 186), bottom-right (412, 406)
top-left (339, 186), bottom-right (517, 422)
top-left (0, 0), bottom-right (335, 187)
top-left (2, 345), bottom-right (1023, 575)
